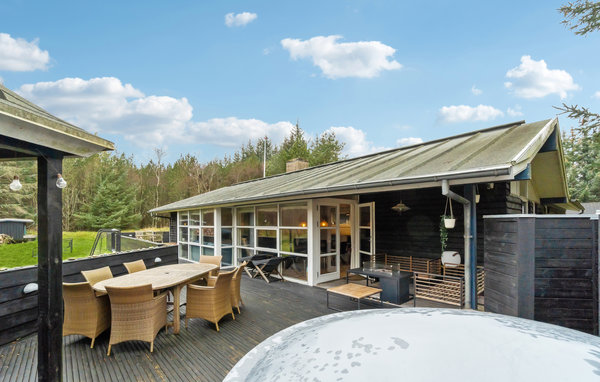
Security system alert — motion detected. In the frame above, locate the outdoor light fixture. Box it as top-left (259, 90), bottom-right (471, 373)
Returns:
top-left (391, 201), bottom-right (411, 213)
top-left (300, 222), bottom-right (307, 227)
top-left (320, 220), bottom-right (328, 227)
top-left (23, 283), bottom-right (38, 295)
top-left (9, 175), bottom-right (22, 191)
top-left (56, 173), bottom-right (67, 189)
top-left (154, 257), bottom-right (162, 263)
top-left (475, 185), bottom-right (481, 204)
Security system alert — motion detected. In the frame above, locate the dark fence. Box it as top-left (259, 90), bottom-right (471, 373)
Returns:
top-left (0, 245), bottom-right (178, 346)
top-left (484, 215), bottom-right (598, 334)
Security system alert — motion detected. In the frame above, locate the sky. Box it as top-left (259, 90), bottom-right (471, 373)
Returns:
top-left (1, 0), bottom-right (599, 164)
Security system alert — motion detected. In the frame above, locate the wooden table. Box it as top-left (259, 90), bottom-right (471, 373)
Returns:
top-left (93, 263), bottom-right (217, 334)
top-left (326, 283), bottom-right (382, 311)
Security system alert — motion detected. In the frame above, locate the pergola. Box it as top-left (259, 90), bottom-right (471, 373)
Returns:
top-left (0, 84), bottom-right (113, 381)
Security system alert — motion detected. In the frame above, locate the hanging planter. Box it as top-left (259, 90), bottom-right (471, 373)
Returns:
top-left (475, 184), bottom-right (481, 204)
top-left (443, 196), bottom-right (456, 229)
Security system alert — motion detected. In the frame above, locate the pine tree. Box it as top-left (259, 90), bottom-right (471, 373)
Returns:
top-left (562, 129), bottom-right (600, 202)
top-left (76, 154), bottom-right (141, 229)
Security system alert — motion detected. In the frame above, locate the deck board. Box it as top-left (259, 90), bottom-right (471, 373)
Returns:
top-left (0, 275), bottom-right (441, 382)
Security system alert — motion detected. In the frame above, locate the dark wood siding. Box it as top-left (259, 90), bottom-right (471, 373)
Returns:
top-left (484, 216), bottom-right (598, 334)
top-left (360, 182), bottom-right (519, 264)
top-left (169, 212), bottom-right (177, 243)
top-left (0, 245), bottom-right (178, 345)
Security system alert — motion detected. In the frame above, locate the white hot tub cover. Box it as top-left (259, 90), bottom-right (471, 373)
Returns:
top-left (224, 308), bottom-right (600, 382)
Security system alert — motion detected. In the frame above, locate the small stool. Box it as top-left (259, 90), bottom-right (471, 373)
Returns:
top-left (326, 283), bottom-right (383, 311)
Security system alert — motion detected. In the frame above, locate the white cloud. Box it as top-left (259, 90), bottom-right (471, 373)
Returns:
top-left (281, 35), bottom-right (401, 79)
top-left (397, 137), bottom-right (423, 147)
top-left (326, 126), bottom-right (388, 157)
top-left (0, 33), bottom-right (50, 71)
top-left (18, 77), bottom-right (192, 145)
top-left (17, 76), bottom-right (295, 148)
top-left (438, 105), bottom-right (504, 124)
top-left (225, 12), bottom-right (257, 27)
top-left (505, 55), bottom-right (579, 99)
top-left (471, 85), bottom-right (482, 96)
top-left (594, 91), bottom-right (600, 99)
top-left (188, 118), bottom-right (294, 147)
top-left (506, 105), bottom-right (524, 117)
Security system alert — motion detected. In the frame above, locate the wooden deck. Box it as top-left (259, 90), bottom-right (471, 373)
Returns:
top-left (0, 275), bottom-right (395, 382)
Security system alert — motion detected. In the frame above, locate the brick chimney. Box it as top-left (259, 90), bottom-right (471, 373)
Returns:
top-left (286, 158), bottom-right (309, 173)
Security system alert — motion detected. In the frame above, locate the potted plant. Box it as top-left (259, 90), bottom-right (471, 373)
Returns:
top-left (440, 216), bottom-right (461, 267)
top-left (443, 197), bottom-right (456, 229)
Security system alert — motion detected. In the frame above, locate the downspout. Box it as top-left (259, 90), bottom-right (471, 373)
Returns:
top-left (442, 179), bottom-right (473, 309)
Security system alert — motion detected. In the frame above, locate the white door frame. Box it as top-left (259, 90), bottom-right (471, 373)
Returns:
top-left (313, 198), bottom-right (358, 284)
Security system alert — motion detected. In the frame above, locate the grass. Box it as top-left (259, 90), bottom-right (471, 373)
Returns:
top-left (0, 231), bottom-right (97, 269)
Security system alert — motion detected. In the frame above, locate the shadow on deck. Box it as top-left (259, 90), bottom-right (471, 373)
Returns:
top-left (0, 275), bottom-right (454, 382)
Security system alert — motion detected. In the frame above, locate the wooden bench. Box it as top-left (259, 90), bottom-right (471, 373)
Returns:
top-left (326, 283), bottom-right (382, 311)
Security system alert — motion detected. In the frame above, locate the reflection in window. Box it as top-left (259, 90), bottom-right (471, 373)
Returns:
top-left (202, 209), bottom-right (214, 226)
top-left (360, 228), bottom-right (371, 253)
top-left (237, 207), bottom-right (254, 226)
top-left (281, 255), bottom-right (307, 281)
top-left (257, 229), bottom-right (277, 249)
top-left (237, 228), bottom-right (254, 247)
top-left (179, 211), bottom-right (189, 226)
top-left (320, 229), bottom-right (337, 254)
top-left (280, 229), bottom-right (308, 254)
top-left (360, 206), bottom-right (371, 227)
top-left (190, 211), bottom-right (200, 226)
top-left (320, 206), bottom-right (336, 227)
top-left (221, 208), bottom-right (233, 226)
top-left (179, 227), bottom-right (188, 242)
top-left (202, 246), bottom-right (214, 256)
top-left (190, 245), bottom-right (200, 261)
top-left (320, 255), bottom-right (337, 275)
top-left (179, 244), bottom-right (188, 259)
top-left (221, 228), bottom-right (233, 245)
top-left (280, 203), bottom-right (307, 227)
top-left (190, 228), bottom-right (200, 243)
top-left (202, 228), bottom-right (215, 246)
top-left (257, 205), bottom-right (278, 226)
top-left (222, 248), bottom-right (233, 265)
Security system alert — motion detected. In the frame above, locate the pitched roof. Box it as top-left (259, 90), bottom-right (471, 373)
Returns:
top-left (151, 118), bottom-right (576, 213)
top-left (0, 84), bottom-right (114, 157)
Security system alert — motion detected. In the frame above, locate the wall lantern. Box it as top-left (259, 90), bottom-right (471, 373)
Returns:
top-left (320, 220), bottom-right (328, 227)
top-left (300, 222), bottom-right (307, 227)
top-left (154, 257), bottom-right (162, 263)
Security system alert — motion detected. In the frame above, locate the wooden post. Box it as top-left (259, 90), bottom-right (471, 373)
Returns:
top-left (37, 155), bottom-right (63, 382)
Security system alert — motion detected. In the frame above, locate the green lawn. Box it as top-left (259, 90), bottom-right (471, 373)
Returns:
top-left (0, 231), bottom-right (97, 269)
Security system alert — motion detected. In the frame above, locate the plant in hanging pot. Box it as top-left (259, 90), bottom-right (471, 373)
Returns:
top-left (442, 197), bottom-right (456, 229)
top-left (440, 216), bottom-right (461, 267)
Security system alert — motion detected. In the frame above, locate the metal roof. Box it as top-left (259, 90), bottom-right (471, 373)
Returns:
top-left (151, 118), bottom-right (576, 213)
top-left (0, 83), bottom-right (114, 158)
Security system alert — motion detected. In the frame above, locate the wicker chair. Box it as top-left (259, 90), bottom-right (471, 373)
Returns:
top-left (186, 269), bottom-right (235, 331)
top-left (81, 266), bottom-right (113, 287)
top-left (123, 259), bottom-right (146, 274)
top-left (199, 255), bottom-right (222, 277)
top-left (105, 284), bottom-right (168, 356)
top-left (62, 282), bottom-right (110, 348)
top-left (231, 262), bottom-right (247, 314)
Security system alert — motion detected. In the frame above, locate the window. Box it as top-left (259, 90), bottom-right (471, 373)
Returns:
top-left (280, 229), bottom-right (308, 254)
top-left (257, 205), bottom-right (277, 226)
top-left (180, 208), bottom-right (217, 262)
top-left (237, 207), bottom-right (254, 226)
top-left (257, 229), bottom-right (277, 250)
top-left (221, 208), bottom-right (234, 266)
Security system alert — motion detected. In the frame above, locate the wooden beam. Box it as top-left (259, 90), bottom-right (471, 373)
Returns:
top-left (37, 154), bottom-right (63, 382)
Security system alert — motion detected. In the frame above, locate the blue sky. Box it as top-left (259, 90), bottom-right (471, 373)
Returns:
top-left (1, 0), bottom-right (598, 163)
